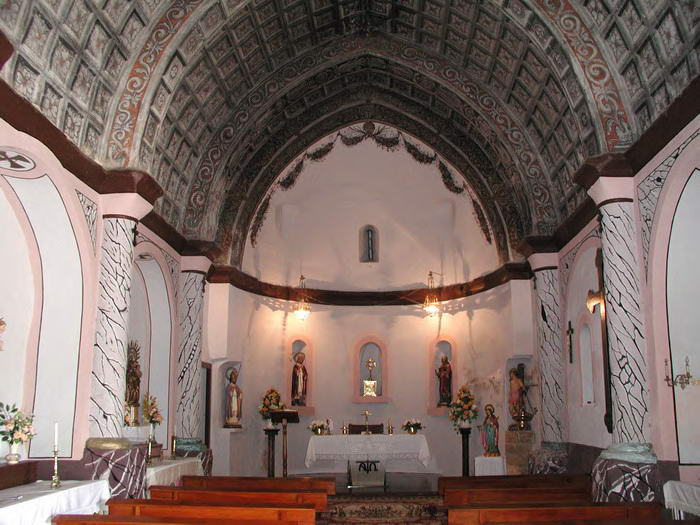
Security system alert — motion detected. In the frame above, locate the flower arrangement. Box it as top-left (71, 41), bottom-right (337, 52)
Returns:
top-left (0, 402), bottom-right (36, 445)
top-left (142, 394), bottom-right (163, 425)
top-left (258, 388), bottom-right (285, 420)
top-left (402, 418), bottom-right (423, 433)
top-left (308, 419), bottom-right (331, 434)
top-left (449, 385), bottom-right (478, 431)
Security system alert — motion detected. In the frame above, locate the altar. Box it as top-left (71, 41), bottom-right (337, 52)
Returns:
top-left (145, 457), bottom-right (203, 488)
top-left (0, 480), bottom-right (109, 525)
top-left (304, 434), bottom-right (434, 472)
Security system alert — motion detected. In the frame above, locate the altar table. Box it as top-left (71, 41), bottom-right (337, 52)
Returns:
top-left (0, 479), bottom-right (109, 525)
top-left (664, 480), bottom-right (700, 519)
top-left (305, 434), bottom-right (431, 470)
top-left (145, 458), bottom-right (203, 488)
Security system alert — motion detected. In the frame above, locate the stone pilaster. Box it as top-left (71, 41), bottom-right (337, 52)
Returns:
top-left (175, 256), bottom-right (212, 438)
top-left (89, 193), bottom-right (154, 438)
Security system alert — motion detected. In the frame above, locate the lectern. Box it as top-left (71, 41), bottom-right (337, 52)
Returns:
top-left (270, 409), bottom-right (299, 477)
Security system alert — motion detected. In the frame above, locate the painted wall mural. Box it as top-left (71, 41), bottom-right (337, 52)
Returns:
top-left (75, 190), bottom-right (97, 252)
top-left (89, 217), bottom-right (136, 438)
top-left (599, 202), bottom-right (649, 445)
top-left (534, 268), bottom-right (566, 443)
top-left (176, 271), bottom-right (205, 438)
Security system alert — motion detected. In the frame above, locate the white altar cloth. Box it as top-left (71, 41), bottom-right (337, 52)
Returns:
top-left (663, 480), bottom-right (700, 518)
top-left (305, 434), bottom-right (431, 469)
top-left (0, 479), bottom-right (109, 525)
top-left (475, 456), bottom-right (506, 476)
top-left (145, 457), bottom-right (203, 488)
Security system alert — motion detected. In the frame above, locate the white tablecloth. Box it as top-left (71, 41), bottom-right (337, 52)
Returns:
top-left (664, 480), bottom-right (700, 518)
top-left (0, 480), bottom-right (109, 525)
top-left (475, 456), bottom-right (506, 476)
top-left (145, 458), bottom-right (203, 488)
top-left (305, 434), bottom-right (431, 468)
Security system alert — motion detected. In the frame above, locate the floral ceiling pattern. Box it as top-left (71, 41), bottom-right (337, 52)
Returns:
top-left (1, 0), bottom-right (698, 263)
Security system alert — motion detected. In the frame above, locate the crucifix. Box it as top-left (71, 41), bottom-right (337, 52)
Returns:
top-left (361, 410), bottom-right (372, 434)
top-left (566, 321), bottom-right (575, 364)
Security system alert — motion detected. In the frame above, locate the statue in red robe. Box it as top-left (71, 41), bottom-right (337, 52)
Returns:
top-left (435, 354), bottom-right (452, 406)
top-left (291, 352), bottom-right (308, 406)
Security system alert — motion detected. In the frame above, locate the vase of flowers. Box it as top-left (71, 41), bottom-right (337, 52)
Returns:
top-left (0, 402), bottom-right (36, 464)
top-left (258, 388), bottom-right (285, 426)
top-left (402, 419), bottom-right (423, 434)
top-left (308, 420), bottom-right (329, 435)
top-left (449, 385), bottom-right (478, 431)
top-left (142, 394), bottom-right (163, 442)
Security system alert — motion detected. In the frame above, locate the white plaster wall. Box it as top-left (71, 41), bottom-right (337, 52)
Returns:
top-left (243, 136), bottom-right (499, 290)
top-left (667, 168), bottom-right (700, 464)
top-left (207, 281), bottom-right (530, 476)
top-left (564, 244), bottom-right (611, 450)
top-left (0, 186), bottom-right (34, 459)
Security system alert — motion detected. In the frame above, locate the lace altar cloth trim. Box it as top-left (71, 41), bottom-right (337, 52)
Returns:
top-left (305, 434), bottom-right (431, 468)
top-left (664, 480), bottom-right (700, 516)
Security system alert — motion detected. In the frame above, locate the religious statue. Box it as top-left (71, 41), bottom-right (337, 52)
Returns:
top-left (125, 341), bottom-right (142, 423)
top-left (291, 351), bottom-right (308, 406)
top-left (508, 365), bottom-right (526, 419)
top-left (362, 357), bottom-right (378, 396)
top-left (224, 367), bottom-right (243, 428)
top-left (435, 354), bottom-right (452, 406)
top-left (478, 404), bottom-right (500, 456)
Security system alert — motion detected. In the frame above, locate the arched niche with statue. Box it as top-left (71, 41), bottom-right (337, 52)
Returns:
top-left (285, 337), bottom-right (314, 415)
top-left (353, 337), bottom-right (389, 403)
top-left (428, 337), bottom-right (457, 415)
top-left (223, 362), bottom-right (243, 429)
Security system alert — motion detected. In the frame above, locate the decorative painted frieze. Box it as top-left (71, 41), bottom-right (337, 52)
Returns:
top-left (534, 268), bottom-right (566, 443)
top-left (176, 271), bottom-right (205, 438)
top-left (76, 190), bottom-right (98, 252)
top-left (599, 202), bottom-right (649, 445)
top-left (89, 217), bottom-right (136, 438)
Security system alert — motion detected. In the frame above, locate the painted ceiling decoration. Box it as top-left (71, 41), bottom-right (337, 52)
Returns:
top-left (1, 0), bottom-right (698, 265)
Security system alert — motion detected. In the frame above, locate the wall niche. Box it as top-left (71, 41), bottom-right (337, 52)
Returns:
top-left (285, 337), bottom-right (314, 415)
top-left (353, 337), bottom-right (389, 403)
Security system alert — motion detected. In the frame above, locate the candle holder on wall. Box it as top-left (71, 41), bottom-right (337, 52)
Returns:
top-left (50, 446), bottom-right (61, 489)
top-left (664, 356), bottom-right (699, 389)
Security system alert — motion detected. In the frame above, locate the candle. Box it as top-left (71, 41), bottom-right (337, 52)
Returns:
top-left (54, 422), bottom-right (58, 451)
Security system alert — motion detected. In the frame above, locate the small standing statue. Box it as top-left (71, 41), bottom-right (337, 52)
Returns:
top-left (478, 404), bottom-right (500, 456)
top-left (224, 367), bottom-right (243, 428)
top-left (435, 354), bottom-right (452, 406)
top-left (291, 351), bottom-right (308, 406)
top-left (508, 363), bottom-right (536, 430)
top-left (125, 341), bottom-right (142, 424)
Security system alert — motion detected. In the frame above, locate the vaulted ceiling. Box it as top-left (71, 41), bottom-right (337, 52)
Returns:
top-left (2, 0), bottom-right (698, 264)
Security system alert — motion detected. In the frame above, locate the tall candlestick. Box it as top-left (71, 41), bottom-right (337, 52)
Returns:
top-left (54, 422), bottom-right (58, 450)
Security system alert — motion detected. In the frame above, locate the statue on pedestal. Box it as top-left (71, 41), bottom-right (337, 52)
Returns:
top-left (125, 341), bottom-right (142, 425)
top-left (435, 354), bottom-right (452, 406)
top-left (291, 351), bottom-right (308, 406)
top-left (224, 367), bottom-right (242, 428)
top-left (478, 404), bottom-right (500, 456)
top-left (508, 363), bottom-right (536, 430)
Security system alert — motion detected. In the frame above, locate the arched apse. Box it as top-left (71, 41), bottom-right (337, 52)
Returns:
top-left (241, 122), bottom-right (500, 291)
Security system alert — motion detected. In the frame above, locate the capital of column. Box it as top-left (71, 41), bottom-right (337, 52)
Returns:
top-left (101, 193), bottom-right (154, 221)
top-left (573, 153), bottom-right (635, 207)
top-left (528, 252), bottom-right (559, 273)
top-left (99, 169), bottom-right (162, 220)
top-left (180, 255), bottom-right (213, 275)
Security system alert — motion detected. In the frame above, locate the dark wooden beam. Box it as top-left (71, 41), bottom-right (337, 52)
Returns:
top-left (208, 262), bottom-right (533, 306)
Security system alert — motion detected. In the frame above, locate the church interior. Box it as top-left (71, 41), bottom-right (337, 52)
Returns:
top-left (0, 0), bottom-right (699, 523)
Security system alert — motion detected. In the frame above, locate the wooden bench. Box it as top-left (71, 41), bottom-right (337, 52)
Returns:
top-left (443, 486), bottom-right (591, 506)
top-left (54, 516), bottom-right (304, 525)
top-left (439, 475), bottom-right (591, 495)
top-left (106, 498), bottom-right (316, 524)
top-left (180, 475), bottom-right (336, 495)
top-left (447, 502), bottom-right (662, 525)
top-left (149, 485), bottom-right (328, 511)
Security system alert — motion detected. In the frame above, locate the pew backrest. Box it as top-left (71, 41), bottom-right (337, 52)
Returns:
top-left (106, 498), bottom-right (315, 524)
top-left (443, 486), bottom-right (591, 505)
top-left (180, 475), bottom-right (336, 495)
top-left (149, 485), bottom-right (328, 511)
top-left (439, 474), bottom-right (591, 495)
top-left (54, 516), bottom-right (303, 525)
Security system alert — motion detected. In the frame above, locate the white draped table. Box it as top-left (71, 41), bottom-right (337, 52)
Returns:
top-left (305, 434), bottom-right (432, 471)
top-left (664, 480), bottom-right (700, 519)
top-left (0, 480), bottom-right (110, 525)
top-left (145, 458), bottom-right (203, 488)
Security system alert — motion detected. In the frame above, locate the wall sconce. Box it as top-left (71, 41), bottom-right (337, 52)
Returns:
top-left (423, 271), bottom-right (440, 316)
top-left (665, 356), bottom-right (697, 389)
top-left (293, 275), bottom-right (310, 321)
top-left (586, 289), bottom-right (605, 315)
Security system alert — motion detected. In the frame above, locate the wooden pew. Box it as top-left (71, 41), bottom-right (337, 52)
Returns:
top-left (447, 502), bottom-right (662, 525)
top-left (443, 486), bottom-right (591, 506)
top-left (54, 516), bottom-right (304, 525)
top-left (149, 485), bottom-right (328, 511)
top-left (106, 498), bottom-right (316, 524)
top-left (180, 475), bottom-right (336, 495)
top-left (439, 474), bottom-right (591, 495)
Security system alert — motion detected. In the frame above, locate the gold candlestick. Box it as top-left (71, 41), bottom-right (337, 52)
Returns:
top-left (50, 446), bottom-right (61, 489)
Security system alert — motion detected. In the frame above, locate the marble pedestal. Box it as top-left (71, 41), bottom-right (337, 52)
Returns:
top-left (505, 430), bottom-right (534, 475)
